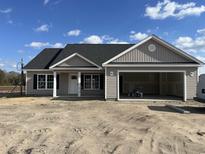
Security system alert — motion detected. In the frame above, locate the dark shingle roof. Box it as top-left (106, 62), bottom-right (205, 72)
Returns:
top-left (50, 44), bottom-right (134, 67)
top-left (24, 48), bottom-right (62, 69)
top-left (24, 44), bottom-right (134, 69)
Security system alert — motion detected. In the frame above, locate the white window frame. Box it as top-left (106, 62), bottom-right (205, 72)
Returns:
top-left (37, 74), bottom-right (54, 90)
top-left (84, 74), bottom-right (100, 90)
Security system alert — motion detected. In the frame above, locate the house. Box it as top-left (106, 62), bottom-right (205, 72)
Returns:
top-left (24, 35), bottom-right (204, 101)
top-left (197, 74), bottom-right (205, 100)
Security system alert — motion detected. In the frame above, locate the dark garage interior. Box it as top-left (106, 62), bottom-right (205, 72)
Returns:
top-left (119, 72), bottom-right (184, 100)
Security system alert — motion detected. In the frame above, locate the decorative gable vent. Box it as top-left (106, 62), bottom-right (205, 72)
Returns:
top-left (148, 44), bottom-right (156, 52)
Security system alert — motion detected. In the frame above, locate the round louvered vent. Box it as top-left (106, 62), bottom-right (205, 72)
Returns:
top-left (148, 44), bottom-right (156, 52)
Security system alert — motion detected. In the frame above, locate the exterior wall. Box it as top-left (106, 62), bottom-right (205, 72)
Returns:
top-left (197, 74), bottom-right (205, 99)
top-left (26, 71), bottom-right (53, 96)
top-left (26, 71), bottom-right (104, 97)
top-left (58, 56), bottom-right (94, 67)
top-left (57, 73), bottom-right (69, 96)
top-left (113, 39), bottom-right (191, 63)
top-left (105, 67), bottom-right (198, 100)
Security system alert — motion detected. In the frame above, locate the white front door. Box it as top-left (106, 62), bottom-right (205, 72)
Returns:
top-left (68, 74), bottom-right (78, 94)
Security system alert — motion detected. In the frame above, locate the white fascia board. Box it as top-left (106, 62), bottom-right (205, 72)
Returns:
top-left (23, 69), bottom-right (52, 72)
top-left (49, 53), bottom-right (102, 69)
top-left (49, 67), bottom-right (102, 71)
top-left (102, 36), bottom-right (152, 65)
top-left (102, 35), bottom-right (204, 66)
top-left (103, 64), bottom-right (200, 67)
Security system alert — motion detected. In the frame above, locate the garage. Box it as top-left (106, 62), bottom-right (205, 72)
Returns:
top-left (118, 71), bottom-right (186, 101)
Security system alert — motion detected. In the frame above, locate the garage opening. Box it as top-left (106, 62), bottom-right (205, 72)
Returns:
top-left (119, 72), bottom-right (184, 101)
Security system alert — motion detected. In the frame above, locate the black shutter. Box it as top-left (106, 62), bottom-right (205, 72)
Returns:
top-left (100, 74), bottom-right (104, 89)
top-left (81, 74), bottom-right (84, 89)
top-left (57, 74), bottom-right (59, 89)
top-left (33, 74), bottom-right (37, 89)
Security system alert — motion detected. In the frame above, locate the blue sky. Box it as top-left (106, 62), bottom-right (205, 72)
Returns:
top-left (0, 0), bottom-right (205, 73)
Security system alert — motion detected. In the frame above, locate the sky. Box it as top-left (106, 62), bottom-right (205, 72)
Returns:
top-left (0, 0), bottom-right (205, 73)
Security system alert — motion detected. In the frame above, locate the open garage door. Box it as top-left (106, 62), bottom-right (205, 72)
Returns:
top-left (118, 71), bottom-right (186, 101)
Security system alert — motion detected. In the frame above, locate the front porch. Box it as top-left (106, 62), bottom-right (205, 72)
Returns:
top-left (53, 71), bottom-right (104, 98)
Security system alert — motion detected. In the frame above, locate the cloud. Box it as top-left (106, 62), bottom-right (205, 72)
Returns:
top-left (175, 36), bottom-right (205, 53)
top-left (82, 35), bottom-right (103, 44)
top-left (25, 42), bottom-right (50, 49)
top-left (35, 24), bottom-right (49, 32)
top-left (0, 63), bottom-right (5, 68)
top-left (81, 34), bottom-right (129, 44)
top-left (67, 29), bottom-right (81, 36)
top-left (51, 43), bottom-right (65, 48)
top-left (196, 55), bottom-right (205, 62)
top-left (44, 0), bottom-right (50, 5)
top-left (25, 42), bottom-right (65, 49)
top-left (108, 39), bottom-right (129, 44)
top-left (197, 28), bottom-right (205, 35)
top-left (129, 32), bottom-right (148, 41)
top-left (145, 0), bottom-right (205, 20)
top-left (0, 8), bottom-right (12, 14)
top-left (8, 20), bottom-right (13, 24)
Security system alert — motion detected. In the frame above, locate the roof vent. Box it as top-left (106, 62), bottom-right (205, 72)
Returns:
top-left (148, 44), bottom-right (156, 52)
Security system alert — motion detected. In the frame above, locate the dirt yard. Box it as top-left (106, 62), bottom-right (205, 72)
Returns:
top-left (0, 97), bottom-right (205, 154)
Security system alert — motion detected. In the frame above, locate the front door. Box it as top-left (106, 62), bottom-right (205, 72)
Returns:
top-left (68, 74), bottom-right (78, 94)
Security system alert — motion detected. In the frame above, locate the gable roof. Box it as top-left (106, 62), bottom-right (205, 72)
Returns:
top-left (24, 48), bottom-right (62, 69)
top-left (50, 53), bottom-right (102, 69)
top-left (49, 44), bottom-right (134, 67)
top-left (24, 35), bottom-right (203, 70)
top-left (102, 35), bottom-right (204, 66)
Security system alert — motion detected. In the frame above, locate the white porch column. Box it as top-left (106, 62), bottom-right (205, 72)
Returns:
top-left (78, 72), bottom-right (81, 97)
top-left (184, 72), bottom-right (187, 102)
top-left (53, 71), bottom-right (57, 97)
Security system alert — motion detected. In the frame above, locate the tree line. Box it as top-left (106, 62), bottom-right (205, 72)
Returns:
top-left (0, 69), bottom-right (25, 86)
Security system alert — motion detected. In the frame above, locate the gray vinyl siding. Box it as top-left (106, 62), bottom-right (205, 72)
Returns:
top-left (105, 67), bottom-right (197, 100)
top-left (26, 71), bottom-right (53, 96)
top-left (57, 56), bottom-right (94, 67)
top-left (113, 39), bottom-right (191, 63)
top-left (26, 71), bottom-right (104, 97)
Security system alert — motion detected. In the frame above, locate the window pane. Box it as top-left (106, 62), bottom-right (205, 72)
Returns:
top-left (84, 75), bottom-right (91, 89)
top-left (38, 75), bottom-right (46, 89)
top-left (92, 75), bottom-right (100, 89)
top-left (47, 75), bottom-right (53, 89)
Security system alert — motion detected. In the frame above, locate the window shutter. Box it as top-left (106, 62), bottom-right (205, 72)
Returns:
top-left (100, 74), bottom-right (104, 90)
top-left (81, 74), bottom-right (84, 89)
top-left (57, 74), bottom-right (59, 89)
top-left (33, 74), bottom-right (37, 89)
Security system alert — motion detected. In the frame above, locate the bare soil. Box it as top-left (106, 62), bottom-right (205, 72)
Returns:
top-left (0, 97), bottom-right (205, 154)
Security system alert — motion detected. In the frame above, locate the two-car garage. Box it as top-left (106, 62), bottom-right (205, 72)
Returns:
top-left (117, 70), bottom-right (186, 101)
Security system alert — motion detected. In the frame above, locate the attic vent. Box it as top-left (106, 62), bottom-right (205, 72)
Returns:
top-left (148, 44), bottom-right (156, 52)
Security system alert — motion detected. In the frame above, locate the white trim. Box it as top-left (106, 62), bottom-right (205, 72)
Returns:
top-left (103, 36), bottom-right (153, 65)
top-left (53, 72), bottom-right (57, 97)
top-left (50, 68), bottom-right (102, 71)
top-left (117, 70), bottom-right (186, 101)
top-left (24, 69), bottom-right (51, 72)
top-left (105, 67), bottom-right (107, 99)
top-left (104, 64), bottom-right (200, 67)
top-left (184, 72), bottom-right (187, 101)
top-left (83, 74), bottom-right (101, 90)
top-left (102, 35), bottom-right (203, 66)
top-left (78, 72), bottom-right (81, 97)
top-left (37, 74), bottom-right (54, 90)
top-left (49, 53), bottom-right (102, 69)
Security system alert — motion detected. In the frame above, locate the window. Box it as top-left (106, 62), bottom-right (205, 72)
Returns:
top-left (84, 75), bottom-right (91, 89)
top-left (84, 74), bottom-right (100, 90)
top-left (47, 75), bottom-right (54, 89)
top-left (92, 75), bottom-right (100, 89)
top-left (38, 75), bottom-right (46, 89)
top-left (37, 74), bottom-right (54, 90)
